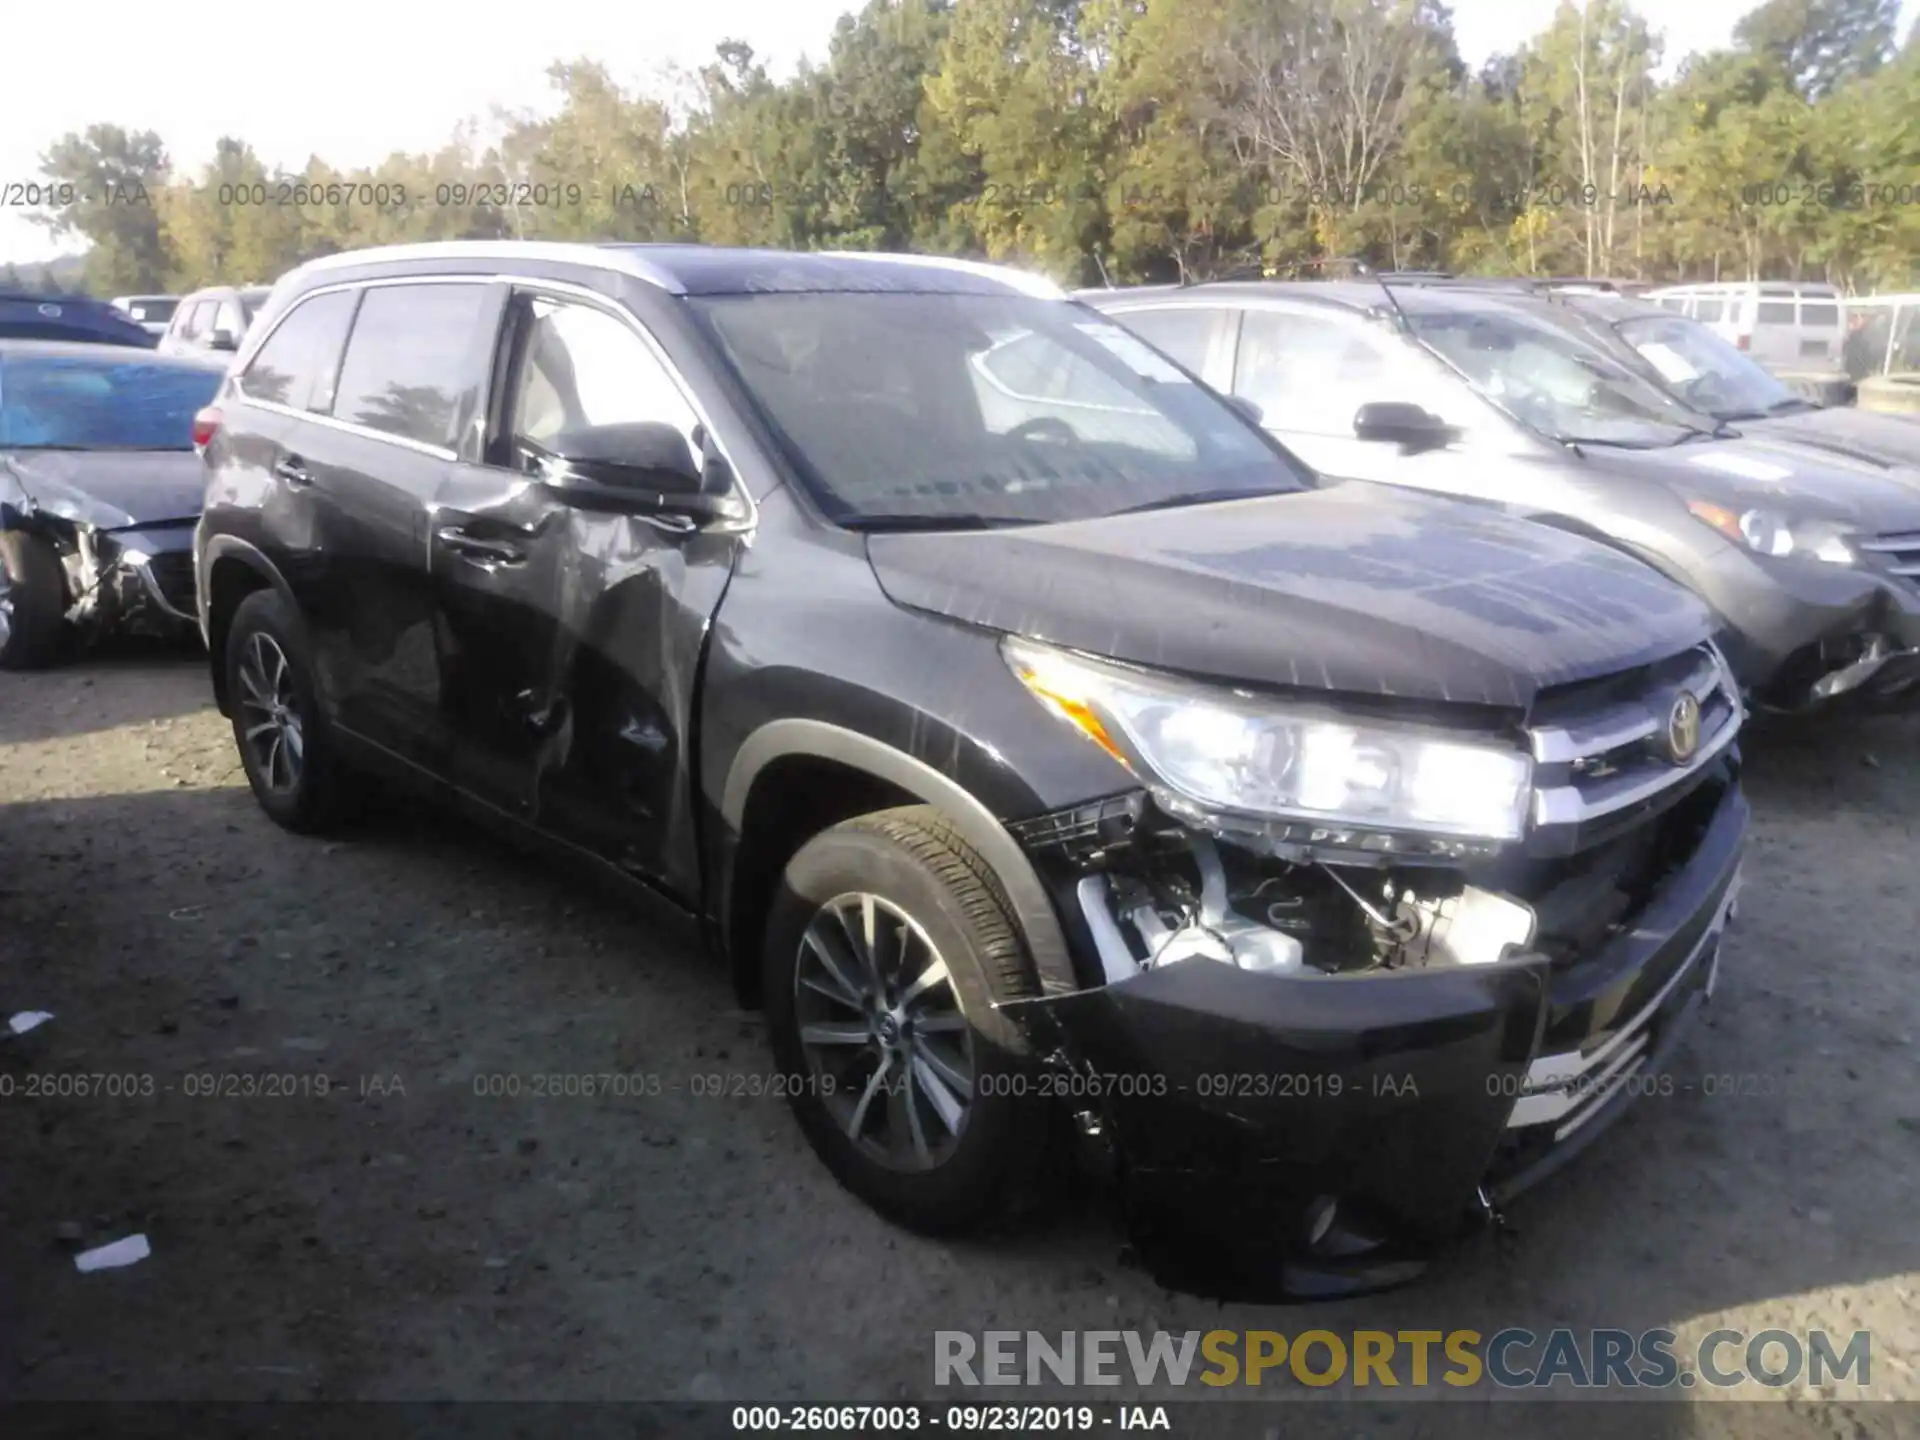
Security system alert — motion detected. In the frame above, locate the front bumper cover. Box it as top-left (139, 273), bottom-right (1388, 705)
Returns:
top-left (1001, 778), bottom-right (1749, 1300)
top-left (1700, 544), bottom-right (1920, 708)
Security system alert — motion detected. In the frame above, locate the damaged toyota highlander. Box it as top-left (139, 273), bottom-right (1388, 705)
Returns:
top-left (194, 242), bottom-right (1747, 1297)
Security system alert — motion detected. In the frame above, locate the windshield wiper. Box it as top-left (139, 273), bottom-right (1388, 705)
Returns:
top-left (1767, 396), bottom-right (1819, 414)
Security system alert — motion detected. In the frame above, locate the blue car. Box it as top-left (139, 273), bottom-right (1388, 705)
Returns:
top-left (0, 291), bottom-right (159, 348)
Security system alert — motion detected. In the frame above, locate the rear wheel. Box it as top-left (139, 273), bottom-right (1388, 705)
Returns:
top-left (225, 589), bottom-right (351, 833)
top-left (0, 531), bottom-right (66, 671)
top-left (763, 806), bottom-right (1053, 1234)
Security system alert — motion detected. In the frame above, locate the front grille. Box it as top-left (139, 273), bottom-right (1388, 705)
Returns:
top-left (140, 552), bottom-right (197, 617)
top-left (1523, 644), bottom-right (1742, 852)
top-left (1855, 530), bottom-right (1920, 585)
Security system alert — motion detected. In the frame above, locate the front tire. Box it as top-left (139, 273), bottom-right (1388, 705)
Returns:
top-left (225, 589), bottom-right (350, 833)
top-left (763, 806), bottom-right (1052, 1234)
top-left (0, 531), bottom-right (67, 671)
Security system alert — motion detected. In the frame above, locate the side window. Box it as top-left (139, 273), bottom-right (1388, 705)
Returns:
top-left (1234, 309), bottom-right (1458, 437)
top-left (506, 297), bottom-right (699, 468)
top-left (176, 301), bottom-right (209, 341)
top-left (1800, 302), bottom-right (1839, 327)
top-left (1756, 300), bottom-right (1795, 324)
top-left (331, 283), bottom-right (492, 450)
top-left (1695, 298), bottom-right (1725, 322)
top-left (239, 289), bottom-right (359, 412)
top-left (1112, 308), bottom-right (1221, 374)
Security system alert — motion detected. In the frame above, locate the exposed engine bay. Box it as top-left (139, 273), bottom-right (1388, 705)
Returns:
top-left (1016, 795), bottom-right (1542, 985)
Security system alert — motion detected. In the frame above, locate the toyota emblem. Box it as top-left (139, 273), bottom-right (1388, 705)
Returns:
top-left (1666, 691), bottom-right (1702, 764)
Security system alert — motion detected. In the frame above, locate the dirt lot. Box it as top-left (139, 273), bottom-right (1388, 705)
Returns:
top-left (1, 644), bottom-right (1917, 1432)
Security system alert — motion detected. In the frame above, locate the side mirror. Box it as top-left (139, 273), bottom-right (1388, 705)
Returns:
top-left (1353, 401), bottom-right (1458, 451)
top-left (207, 328), bottom-right (238, 352)
top-left (1221, 394), bottom-right (1265, 426)
top-left (539, 421), bottom-right (732, 519)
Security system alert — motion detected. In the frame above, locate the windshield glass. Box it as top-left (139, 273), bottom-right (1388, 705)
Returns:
top-left (1612, 314), bottom-right (1803, 419)
top-left (0, 354), bottom-right (222, 450)
top-left (691, 292), bottom-right (1309, 528)
top-left (1406, 305), bottom-right (1713, 447)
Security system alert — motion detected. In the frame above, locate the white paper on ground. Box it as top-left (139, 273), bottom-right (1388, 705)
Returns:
top-left (74, 1234), bottom-right (150, 1272)
top-left (7, 1011), bottom-right (53, 1036)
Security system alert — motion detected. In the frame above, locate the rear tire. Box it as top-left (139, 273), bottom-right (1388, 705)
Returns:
top-left (763, 806), bottom-right (1053, 1234)
top-left (0, 531), bottom-right (66, 671)
top-left (225, 589), bottom-right (352, 834)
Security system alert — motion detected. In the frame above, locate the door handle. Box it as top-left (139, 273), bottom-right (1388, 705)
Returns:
top-left (436, 525), bottom-right (528, 566)
top-left (274, 456), bottom-right (314, 486)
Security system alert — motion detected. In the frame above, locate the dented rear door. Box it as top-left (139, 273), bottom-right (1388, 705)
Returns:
top-left (428, 284), bottom-right (738, 902)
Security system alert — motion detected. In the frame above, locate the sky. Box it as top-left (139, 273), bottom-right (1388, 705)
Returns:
top-left (4, 0), bottom-right (1916, 266)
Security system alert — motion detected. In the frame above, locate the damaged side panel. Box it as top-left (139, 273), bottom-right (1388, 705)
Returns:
top-left (429, 466), bottom-right (739, 904)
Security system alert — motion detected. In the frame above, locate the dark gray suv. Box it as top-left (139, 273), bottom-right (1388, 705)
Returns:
top-left (193, 242), bottom-right (1746, 1296)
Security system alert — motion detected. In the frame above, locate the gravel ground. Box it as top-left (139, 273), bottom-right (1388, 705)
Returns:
top-left (1, 644), bottom-right (1916, 1434)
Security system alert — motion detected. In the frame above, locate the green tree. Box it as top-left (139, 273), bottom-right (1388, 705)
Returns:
top-left (1734, 0), bottom-right (1902, 99)
top-left (34, 125), bottom-right (173, 294)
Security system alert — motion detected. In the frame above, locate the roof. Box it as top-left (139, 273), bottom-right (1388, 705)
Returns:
top-left (1083, 278), bottom-right (1556, 316)
top-left (289, 241), bottom-right (1068, 300)
top-left (0, 294), bottom-right (160, 347)
top-left (0, 338), bottom-right (227, 368)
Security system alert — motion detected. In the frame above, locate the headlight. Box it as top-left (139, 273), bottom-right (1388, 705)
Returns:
top-left (1686, 500), bottom-right (1853, 563)
top-left (1001, 636), bottom-right (1534, 842)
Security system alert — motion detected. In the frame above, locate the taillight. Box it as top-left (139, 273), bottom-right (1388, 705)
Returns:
top-left (1735, 334), bottom-right (1751, 351)
top-left (192, 406), bottom-right (222, 450)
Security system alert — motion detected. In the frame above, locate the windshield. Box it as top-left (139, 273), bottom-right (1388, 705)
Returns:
top-left (1612, 314), bottom-right (1804, 420)
top-left (1406, 306), bottom-right (1714, 447)
top-left (0, 354), bottom-right (222, 450)
top-left (691, 292), bottom-right (1309, 528)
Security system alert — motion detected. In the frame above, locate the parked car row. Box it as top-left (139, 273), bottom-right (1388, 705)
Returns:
top-left (6, 240), bottom-right (1918, 1298)
top-left (1083, 278), bottom-right (1920, 712)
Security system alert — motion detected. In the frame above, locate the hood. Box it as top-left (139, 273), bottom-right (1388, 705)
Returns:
top-left (867, 483), bottom-right (1714, 710)
top-left (0, 449), bottom-right (206, 531)
top-left (1573, 431), bottom-right (1920, 530)
top-left (1742, 409), bottom-right (1920, 480)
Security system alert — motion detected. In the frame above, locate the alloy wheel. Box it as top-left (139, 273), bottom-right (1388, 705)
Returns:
top-left (237, 631), bottom-right (305, 793)
top-left (0, 568), bottom-right (12, 652)
top-left (793, 892), bottom-right (975, 1172)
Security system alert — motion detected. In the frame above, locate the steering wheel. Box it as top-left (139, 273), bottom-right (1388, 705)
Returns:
top-left (1005, 416), bottom-right (1079, 445)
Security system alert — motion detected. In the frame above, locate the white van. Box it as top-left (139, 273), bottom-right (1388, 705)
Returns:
top-left (1643, 281), bottom-right (1847, 370)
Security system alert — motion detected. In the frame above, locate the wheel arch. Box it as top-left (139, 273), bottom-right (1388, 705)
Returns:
top-left (717, 719), bottom-right (1077, 1008)
top-left (200, 536), bottom-right (297, 715)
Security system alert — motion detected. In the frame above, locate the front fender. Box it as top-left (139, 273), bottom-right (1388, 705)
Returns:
top-left (719, 717), bottom-right (1080, 996)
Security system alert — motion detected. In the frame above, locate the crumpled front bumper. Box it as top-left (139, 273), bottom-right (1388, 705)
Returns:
top-left (1001, 779), bottom-right (1749, 1300)
top-left (1700, 544), bottom-right (1920, 709)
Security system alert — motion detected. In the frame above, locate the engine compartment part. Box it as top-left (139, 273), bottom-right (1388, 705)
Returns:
top-left (1073, 826), bottom-right (1540, 981)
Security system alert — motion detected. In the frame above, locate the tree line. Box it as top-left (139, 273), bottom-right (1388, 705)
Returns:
top-left (14, 0), bottom-right (1920, 299)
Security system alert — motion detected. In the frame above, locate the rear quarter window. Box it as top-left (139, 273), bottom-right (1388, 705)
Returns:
top-left (1801, 303), bottom-right (1840, 326)
top-left (240, 289), bottom-right (360, 412)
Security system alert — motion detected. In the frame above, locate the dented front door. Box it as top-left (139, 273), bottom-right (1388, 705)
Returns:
top-left (427, 288), bottom-right (739, 901)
